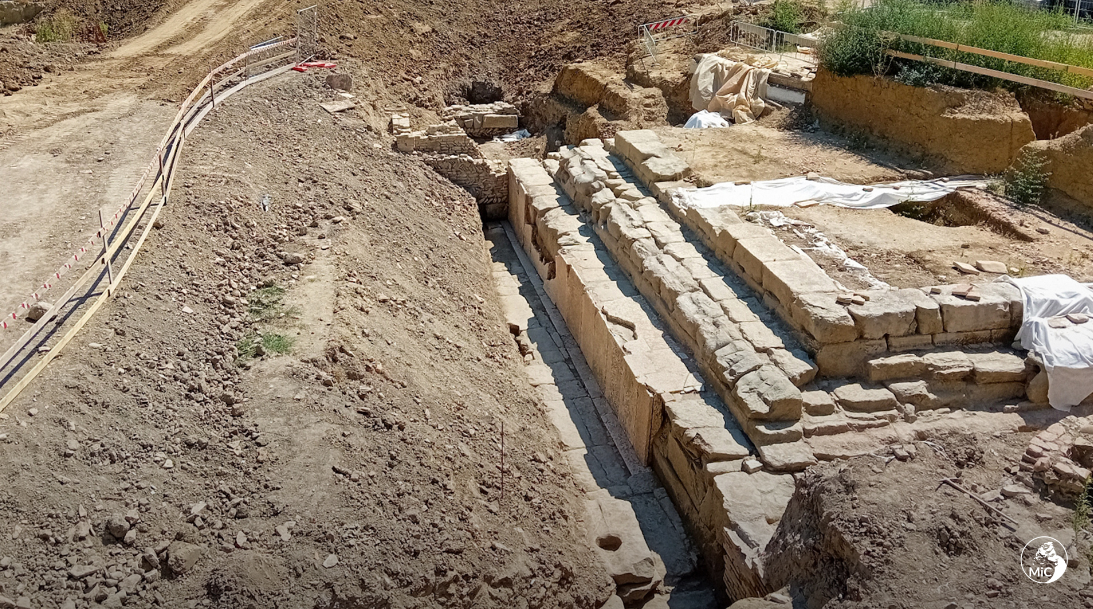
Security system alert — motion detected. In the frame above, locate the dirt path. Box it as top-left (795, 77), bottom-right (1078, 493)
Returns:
top-left (110, 0), bottom-right (276, 58)
top-left (0, 0), bottom-right (284, 352)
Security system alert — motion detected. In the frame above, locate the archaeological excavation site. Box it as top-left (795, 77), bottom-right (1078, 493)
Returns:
top-left (2, 0), bottom-right (1093, 607)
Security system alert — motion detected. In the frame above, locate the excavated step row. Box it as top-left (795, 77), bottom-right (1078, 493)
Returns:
top-left (507, 157), bottom-right (796, 601)
top-left (547, 139), bottom-right (818, 471)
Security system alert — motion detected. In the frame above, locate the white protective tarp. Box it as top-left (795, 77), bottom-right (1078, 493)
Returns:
top-left (684, 110), bottom-right (731, 129)
top-left (673, 175), bottom-right (988, 210)
top-left (689, 54), bottom-right (772, 124)
top-left (1007, 274), bottom-right (1093, 410)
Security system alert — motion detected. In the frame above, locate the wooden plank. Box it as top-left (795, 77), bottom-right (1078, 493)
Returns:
top-left (886, 49), bottom-right (1093, 100)
top-left (894, 33), bottom-right (1093, 80)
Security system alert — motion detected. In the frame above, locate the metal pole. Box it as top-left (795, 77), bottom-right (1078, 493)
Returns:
top-left (99, 210), bottom-right (113, 291)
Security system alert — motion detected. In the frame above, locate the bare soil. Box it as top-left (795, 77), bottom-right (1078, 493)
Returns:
top-left (0, 73), bottom-right (615, 609)
top-left (766, 425), bottom-right (1092, 609)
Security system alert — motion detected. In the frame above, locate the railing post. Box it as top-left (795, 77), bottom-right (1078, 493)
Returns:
top-left (99, 210), bottom-right (113, 294)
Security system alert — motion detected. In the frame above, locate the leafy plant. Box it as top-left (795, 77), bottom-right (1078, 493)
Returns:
top-left (764, 0), bottom-right (804, 34)
top-left (35, 10), bottom-right (79, 43)
top-left (1003, 148), bottom-right (1051, 207)
top-left (248, 285), bottom-right (287, 322)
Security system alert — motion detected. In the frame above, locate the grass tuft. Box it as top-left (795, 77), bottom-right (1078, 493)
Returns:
top-left (764, 0), bottom-right (805, 34)
top-left (237, 332), bottom-right (294, 359)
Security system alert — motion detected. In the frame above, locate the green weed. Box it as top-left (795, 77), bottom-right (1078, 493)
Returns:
top-left (237, 332), bottom-right (294, 359)
top-left (1004, 148), bottom-right (1050, 207)
top-left (764, 0), bottom-right (805, 34)
top-left (248, 285), bottom-right (287, 322)
top-left (35, 11), bottom-right (79, 43)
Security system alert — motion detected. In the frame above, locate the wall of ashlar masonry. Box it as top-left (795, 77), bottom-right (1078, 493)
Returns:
top-left (395, 122), bottom-right (482, 157)
top-left (611, 130), bottom-right (1030, 384)
top-left (507, 158), bottom-right (797, 601)
top-left (441, 102), bottom-right (520, 137)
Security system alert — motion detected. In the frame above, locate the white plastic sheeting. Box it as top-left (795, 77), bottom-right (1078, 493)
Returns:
top-left (684, 110), bottom-right (731, 129)
top-left (494, 129), bottom-right (532, 142)
top-left (672, 175), bottom-right (989, 210)
top-left (1007, 274), bottom-right (1093, 410)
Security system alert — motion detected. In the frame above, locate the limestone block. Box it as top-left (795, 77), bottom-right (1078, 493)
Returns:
top-left (732, 365), bottom-right (803, 421)
top-left (696, 318), bottom-right (741, 357)
top-left (663, 393), bottom-right (730, 431)
top-left (801, 390), bottom-right (836, 416)
top-left (932, 330), bottom-right (994, 347)
top-left (638, 204), bottom-right (674, 225)
top-left (922, 351), bottom-right (973, 381)
top-left (713, 342), bottom-right (767, 387)
top-left (762, 259), bottom-right (838, 308)
top-left (866, 353), bottom-right (925, 382)
top-left (711, 470), bottom-right (795, 532)
top-left (607, 203), bottom-right (646, 242)
top-left (585, 494), bottom-right (660, 587)
top-left (887, 334), bottom-right (934, 352)
top-left (756, 441), bottom-right (817, 473)
top-left (814, 339), bottom-right (887, 378)
top-left (895, 288), bottom-right (943, 335)
top-left (745, 419), bottom-right (804, 445)
top-left (847, 291), bottom-right (917, 339)
top-left (615, 130), bottom-right (668, 164)
top-left (768, 348), bottom-right (818, 387)
top-left (482, 114), bottom-right (519, 129)
top-left (628, 239), bottom-right (660, 274)
top-left (833, 383), bottom-right (899, 413)
top-left (792, 292), bottom-right (859, 344)
top-left (933, 286), bottom-right (1014, 333)
top-left (673, 291), bottom-right (723, 342)
top-left (1027, 369), bottom-right (1049, 404)
top-left (713, 222), bottom-right (770, 261)
top-left (738, 321), bottom-right (785, 353)
top-left (968, 351), bottom-right (1030, 383)
top-left (646, 222), bottom-right (686, 247)
top-left (721, 298), bottom-right (761, 324)
top-left (732, 237), bottom-right (800, 286)
top-left (641, 156), bottom-right (692, 182)
top-left (652, 256), bottom-right (700, 301)
top-left (886, 380), bottom-right (942, 410)
top-left (684, 427), bottom-right (752, 461)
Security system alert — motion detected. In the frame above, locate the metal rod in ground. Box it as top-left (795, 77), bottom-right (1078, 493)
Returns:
top-left (99, 210), bottom-right (113, 292)
top-left (938, 478), bottom-right (1019, 526)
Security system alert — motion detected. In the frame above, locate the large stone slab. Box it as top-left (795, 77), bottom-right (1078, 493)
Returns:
top-left (866, 353), bottom-right (925, 382)
top-left (733, 237), bottom-right (800, 286)
top-left (792, 292), bottom-right (859, 344)
top-left (833, 383), bottom-right (899, 413)
top-left (847, 291), bottom-right (917, 339)
top-left (732, 365), bottom-right (802, 421)
top-left (968, 351), bottom-right (1030, 383)
top-left (933, 283), bottom-right (1018, 333)
top-left (762, 259), bottom-right (838, 308)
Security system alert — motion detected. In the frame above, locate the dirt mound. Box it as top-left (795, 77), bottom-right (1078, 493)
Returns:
top-left (764, 428), bottom-right (1090, 608)
top-left (43, 0), bottom-right (171, 38)
top-left (0, 72), bottom-right (612, 608)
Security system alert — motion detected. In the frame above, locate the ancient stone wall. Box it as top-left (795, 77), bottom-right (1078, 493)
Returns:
top-left (811, 70), bottom-right (1036, 174)
top-left (421, 155), bottom-right (508, 219)
top-left (508, 157), bottom-right (795, 601)
top-left (613, 130), bottom-right (1028, 382)
top-left (395, 122), bottom-right (481, 157)
top-left (441, 101), bottom-right (520, 137)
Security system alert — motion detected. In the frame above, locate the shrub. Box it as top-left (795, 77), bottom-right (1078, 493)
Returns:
top-left (764, 0), bottom-right (804, 34)
top-left (35, 10), bottom-right (79, 43)
top-left (1004, 148), bottom-right (1050, 207)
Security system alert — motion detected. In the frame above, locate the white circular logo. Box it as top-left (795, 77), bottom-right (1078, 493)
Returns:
top-left (1021, 536), bottom-right (1068, 584)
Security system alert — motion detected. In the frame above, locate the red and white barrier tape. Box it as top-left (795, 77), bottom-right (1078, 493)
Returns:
top-left (644, 16), bottom-right (691, 32)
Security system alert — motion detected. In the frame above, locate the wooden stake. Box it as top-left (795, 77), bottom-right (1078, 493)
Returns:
top-left (500, 421), bottom-right (505, 506)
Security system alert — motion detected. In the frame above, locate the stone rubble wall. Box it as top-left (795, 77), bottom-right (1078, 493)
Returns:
top-left (612, 130), bottom-right (1027, 382)
top-left (1019, 416), bottom-right (1093, 497)
top-left (420, 154), bottom-right (508, 219)
top-left (441, 102), bottom-right (520, 137)
top-left (508, 158), bottom-right (797, 601)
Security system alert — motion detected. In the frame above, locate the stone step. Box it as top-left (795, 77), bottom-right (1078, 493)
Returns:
top-left (544, 138), bottom-right (815, 458)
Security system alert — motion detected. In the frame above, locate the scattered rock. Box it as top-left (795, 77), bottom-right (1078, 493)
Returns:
top-left (25, 301), bottom-right (54, 322)
top-left (974, 260), bottom-right (1007, 274)
top-left (323, 554), bottom-right (339, 568)
top-left (953, 262), bottom-right (980, 275)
